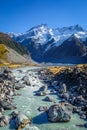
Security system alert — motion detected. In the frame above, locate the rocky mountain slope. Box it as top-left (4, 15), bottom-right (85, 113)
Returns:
top-left (42, 35), bottom-right (87, 63)
top-left (8, 24), bottom-right (87, 64)
top-left (0, 32), bottom-right (33, 65)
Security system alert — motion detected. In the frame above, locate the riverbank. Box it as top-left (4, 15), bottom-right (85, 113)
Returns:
top-left (0, 62), bottom-right (39, 69)
top-left (0, 66), bottom-right (87, 130)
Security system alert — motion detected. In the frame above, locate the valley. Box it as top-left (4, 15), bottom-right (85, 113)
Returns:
top-left (0, 24), bottom-right (87, 130)
top-left (0, 1), bottom-right (87, 130)
top-left (0, 65), bottom-right (87, 130)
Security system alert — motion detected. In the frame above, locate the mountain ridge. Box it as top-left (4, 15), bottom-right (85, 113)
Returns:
top-left (8, 24), bottom-right (87, 64)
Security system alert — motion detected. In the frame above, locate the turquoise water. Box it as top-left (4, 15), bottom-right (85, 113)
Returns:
top-left (1, 67), bottom-right (87, 130)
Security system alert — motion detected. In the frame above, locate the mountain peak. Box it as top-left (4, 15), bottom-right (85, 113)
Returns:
top-left (54, 25), bottom-right (86, 37)
top-left (26, 24), bottom-right (48, 33)
top-left (73, 24), bottom-right (85, 31)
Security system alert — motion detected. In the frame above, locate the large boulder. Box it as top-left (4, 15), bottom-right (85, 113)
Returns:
top-left (14, 114), bottom-right (30, 129)
top-left (47, 104), bottom-right (71, 122)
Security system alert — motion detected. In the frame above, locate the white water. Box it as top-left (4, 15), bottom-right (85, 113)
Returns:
top-left (1, 67), bottom-right (87, 130)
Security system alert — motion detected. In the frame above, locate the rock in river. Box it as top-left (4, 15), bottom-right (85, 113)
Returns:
top-left (43, 96), bottom-right (54, 102)
top-left (0, 115), bottom-right (9, 127)
top-left (22, 76), bottom-right (30, 86)
top-left (47, 104), bottom-right (71, 122)
top-left (14, 83), bottom-right (25, 90)
top-left (36, 86), bottom-right (48, 96)
top-left (0, 100), bottom-right (16, 110)
top-left (10, 111), bottom-right (31, 130)
top-left (38, 106), bottom-right (48, 112)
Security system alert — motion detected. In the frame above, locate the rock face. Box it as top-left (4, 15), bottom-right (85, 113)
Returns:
top-left (47, 104), bottom-right (71, 122)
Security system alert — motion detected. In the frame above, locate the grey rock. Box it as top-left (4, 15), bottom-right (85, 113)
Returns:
top-left (38, 106), bottom-right (48, 112)
top-left (14, 114), bottom-right (30, 128)
top-left (0, 100), bottom-right (16, 110)
top-left (0, 115), bottom-right (9, 127)
top-left (47, 104), bottom-right (71, 122)
top-left (36, 86), bottom-right (48, 96)
top-left (15, 83), bottom-right (25, 90)
top-left (43, 96), bottom-right (54, 102)
top-left (59, 83), bottom-right (67, 94)
top-left (38, 86), bottom-right (48, 92)
top-left (22, 76), bottom-right (30, 86)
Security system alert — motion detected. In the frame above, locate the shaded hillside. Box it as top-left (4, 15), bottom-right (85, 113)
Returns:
top-left (42, 35), bottom-right (87, 63)
top-left (0, 32), bottom-right (34, 66)
top-left (0, 32), bottom-right (29, 56)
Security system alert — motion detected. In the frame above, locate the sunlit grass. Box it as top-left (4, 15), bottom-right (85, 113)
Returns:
top-left (48, 64), bottom-right (87, 75)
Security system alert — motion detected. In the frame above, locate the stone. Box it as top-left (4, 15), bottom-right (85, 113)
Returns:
top-left (47, 104), bottom-right (71, 122)
top-left (36, 91), bottom-right (47, 96)
top-left (36, 86), bottom-right (48, 96)
top-left (0, 115), bottom-right (9, 127)
top-left (1, 115), bottom-right (9, 125)
top-left (11, 110), bottom-right (19, 118)
top-left (0, 112), bottom-right (2, 118)
top-left (43, 96), bottom-right (54, 102)
top-left (59, 83), bottom-right (67, 94)
top-left (22, 76), bottom-right (30, 86)
top-left (73, 106), bottom-right (81, 113)
top-left (38, 106), bottom-right (48, 112)
top-left (0, 100), bottom-right (16, 110)
top-left (52, 81), bottom-right (58, 87)
top-left (14, 83), bottom-right (25, 90)
top-left (14, 114), bottom-right (30, 129)
top-left (38, 86), bottom-right (48, 92)
top-left (0, 107), bottom-right (4, 113)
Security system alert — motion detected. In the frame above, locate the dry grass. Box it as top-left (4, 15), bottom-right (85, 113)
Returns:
top-left (48, 66), bottom-right (67, 75)
top-left (0, 44), bottom-right (8, 61)
top-left (0, 44), bottom-right (39, 68)
top-left (48, 64), bottom-right (87, 75)
top-left (0, 62), bottom-right (39, 68)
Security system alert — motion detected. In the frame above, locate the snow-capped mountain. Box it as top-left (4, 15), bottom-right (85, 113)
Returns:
top-left (8, 24), bottom-right (87, 63)
top-left (8, 32), bottom-right (22, 38)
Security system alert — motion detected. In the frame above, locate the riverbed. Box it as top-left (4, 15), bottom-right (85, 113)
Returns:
top-left (1, 66), bottom-right (87, 130)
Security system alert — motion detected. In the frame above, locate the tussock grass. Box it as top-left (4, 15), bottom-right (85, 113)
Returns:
top-left (0, 44), bottom-right (9, 62)
top-left (48, 64), bottom-right (87, 75)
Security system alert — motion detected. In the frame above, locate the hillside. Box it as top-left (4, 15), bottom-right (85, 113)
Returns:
top-left (42, 35), bottom-right (87, 63)
top-left (0, 32), bottom-right (34, 67)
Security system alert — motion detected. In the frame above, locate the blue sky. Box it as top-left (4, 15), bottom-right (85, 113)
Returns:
top-left (0, 0), bottom-right (87, 33)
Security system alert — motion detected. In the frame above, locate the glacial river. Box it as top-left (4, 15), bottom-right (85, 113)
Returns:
top-left (1, 67), bottom-right (87, 130)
